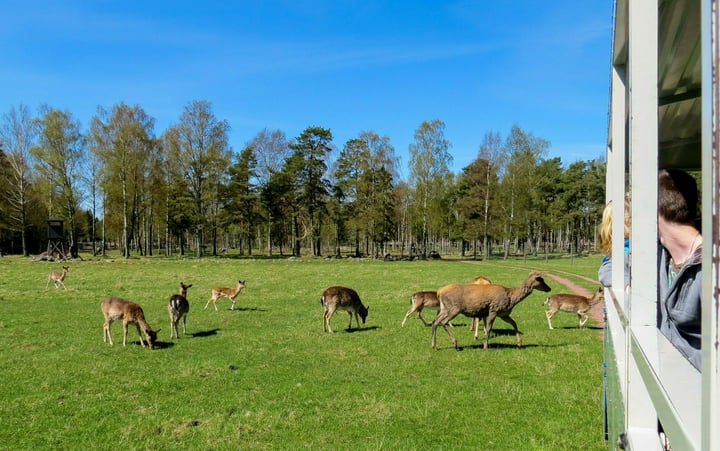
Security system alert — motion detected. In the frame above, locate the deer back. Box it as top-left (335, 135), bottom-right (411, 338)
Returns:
top-left (49, 266), bottom-right (69, 280)
top-left (169, 282), bottom-right (191, 312)
top-left (102, 297), bottom-right (148, 324)
top-left (169, 294), bottom-right (189, 313)
top-left (214, 280), bottom-right (246, 297)
top-left (437, 283), bottom-right (505, 316)
top-left (321, 286), bottom-right (369, 319)
top-left (411, 291), bottom-right (439, 309)
top-left (470, 275), bottom-right (492, 285)
top-left (548, 288), bottom-right (603, 310)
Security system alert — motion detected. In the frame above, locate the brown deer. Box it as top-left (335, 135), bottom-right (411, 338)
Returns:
top-left (46, 266), bottom-right (69, 289)
top-left (168, 282), bottom-right (192, 339)
top-left (467, 276), bottom-right (492, 337)
top-left (432, 271), bottom-right (551, 350)
top-left (321, 286), bottom-right (369, 333)
top-left (402, 276), bottom-right (492, 328)
top-left (101, 297), bottom-right (159, 349)
top-left (401, 291), bottom-right (439, 327)
top-left (205, 280), bottom-right (246, 311)
top-left (544, 287), bottom-right (605, 329)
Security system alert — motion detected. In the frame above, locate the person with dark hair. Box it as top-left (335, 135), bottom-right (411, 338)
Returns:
top-left (657, 169), bottom-right (702, 370)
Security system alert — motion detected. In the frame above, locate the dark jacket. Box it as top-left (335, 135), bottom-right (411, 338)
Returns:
top-left (657, 244), bottom-right (702, 370)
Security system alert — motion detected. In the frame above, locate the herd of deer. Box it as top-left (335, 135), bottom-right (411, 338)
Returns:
top-left (46, 264), bottom-right (604, 351)
top-left (99, 279), bottom-right (247, 350)
top-left (322, 271), bottom-right (604, 351)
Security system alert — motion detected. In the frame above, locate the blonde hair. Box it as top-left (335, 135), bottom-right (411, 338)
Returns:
top-left (598, 197), bottom-right (630, 256)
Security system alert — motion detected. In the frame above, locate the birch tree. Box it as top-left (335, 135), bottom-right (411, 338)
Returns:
top-left (408, 119), bottom-right (452, 257)
top-left (167, 100), bottom-right (231, 257)
top-left (89, 103), bottom-right (155, 258)
top-left (0, 104), bottom-right (36, 256)
top-left (31, 106), bottom-right (86, 258)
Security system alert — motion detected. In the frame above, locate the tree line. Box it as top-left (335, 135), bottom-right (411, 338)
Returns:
top-left (0, 100), bottom-right (606, 259)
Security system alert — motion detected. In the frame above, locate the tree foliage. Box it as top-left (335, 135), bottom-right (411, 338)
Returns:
top-left (0, 104), bottom-right (36, 255)
top-left (1, 102), bottom-right (608, 260)
top-left (408, 119), bottom-right (453, 256)
top-left (30, 106), bottom-right (86, 257)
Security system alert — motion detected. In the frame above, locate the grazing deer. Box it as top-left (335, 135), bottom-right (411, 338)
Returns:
top-left (321, 286), bottom-right (369, 333)
top-left (432, 271), bottom-right (551, 350)
top-left (205, 280), bottom-right (246, 311)
top-left (101, 297), bottom-right (159, 349)
top-left (168, 282), bottom-right (192, 339)
top-left (544, 287), bottom-right (605, 329)
top-left (46, 266), bottom-right (69, 289)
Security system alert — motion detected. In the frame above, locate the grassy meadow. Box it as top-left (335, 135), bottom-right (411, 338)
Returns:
top-left (0, 253), bottom-right (607, 450)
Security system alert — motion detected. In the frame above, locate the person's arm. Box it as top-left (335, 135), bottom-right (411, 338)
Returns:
top-left (598, 255), bottom-right (612, 287)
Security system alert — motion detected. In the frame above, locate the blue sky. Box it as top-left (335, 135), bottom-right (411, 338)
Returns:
top-left (1, 1), bottom-right (613, 178)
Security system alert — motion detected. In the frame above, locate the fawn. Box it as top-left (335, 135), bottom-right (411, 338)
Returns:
top-left (205, 280), bottom-right (246, 311)
top-left (46, 266), bottom-right (69, 289)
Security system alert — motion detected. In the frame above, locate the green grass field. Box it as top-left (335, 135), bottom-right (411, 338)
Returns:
top-left (0, 253), bottom-right (607, 450)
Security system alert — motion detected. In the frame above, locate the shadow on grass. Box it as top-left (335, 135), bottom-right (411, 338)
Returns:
top-left (229, 306), bottom-right (267, 313)
top-left (456, 343), bottom-right (539, 351)
top-left (344, 325), bottom-right (380, 333)
top-left (190, 328), bottom-right (221, 338)
top-left (150, 341), bottom-right (176, 350)
top-left (551, 325), bottom-right (603, 331)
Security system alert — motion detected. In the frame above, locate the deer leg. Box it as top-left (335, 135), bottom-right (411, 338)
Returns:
top-left (347, 312), bottom-right (357, 330)
top-left (230, 296), bottom-right (237, 310)
top-left (401, 306), bottom-right (417, 327)
top-left (545, 310), bottom-right (555, 330)
top-left (484, 314), bottom-right (498, 350)
top-left (473, 317), bottom-right (484, 340)
top-left (104, 322), bottom-right (113, 345)
top-left (181, 314), bottom-right (187, 334)
top-left (431, 311), bottom-right (447, 350)
top-left (122, 322), bottom-right (129, 347)
top-left (444, 321), bottom-right (458, 349)
top-left (579, 313), bottom-right (589, 328)
top-left (204, 298), bottom-right (212, 310)
top-left (135, 323), bottom-right (146, 347)
top-left (438, 310), bottom-right (459, 349)
top-left (323, 307), bottom-right (335, 333)
top-left (498, 315), bottom-right (522, 347)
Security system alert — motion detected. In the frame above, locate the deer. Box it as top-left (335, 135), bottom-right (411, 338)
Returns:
top-left (544, 287), bottom-right (605, 329)
top-left (46, 266), bottom-right (69, 289)
top-left (401, 291), bottom-right (439, 327)
top-left (101, 297), bottom-right (159, 349)
top-left (168, 282), bottom-right (192, 339)
top-left (431, 271), bottom-right (551, 350)
top-left (402, 275), bottom-right (492, 328)
top-left (205, 280), bottom-right (246, 311)
top-left (321, 286), bottom-right (370, 333)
